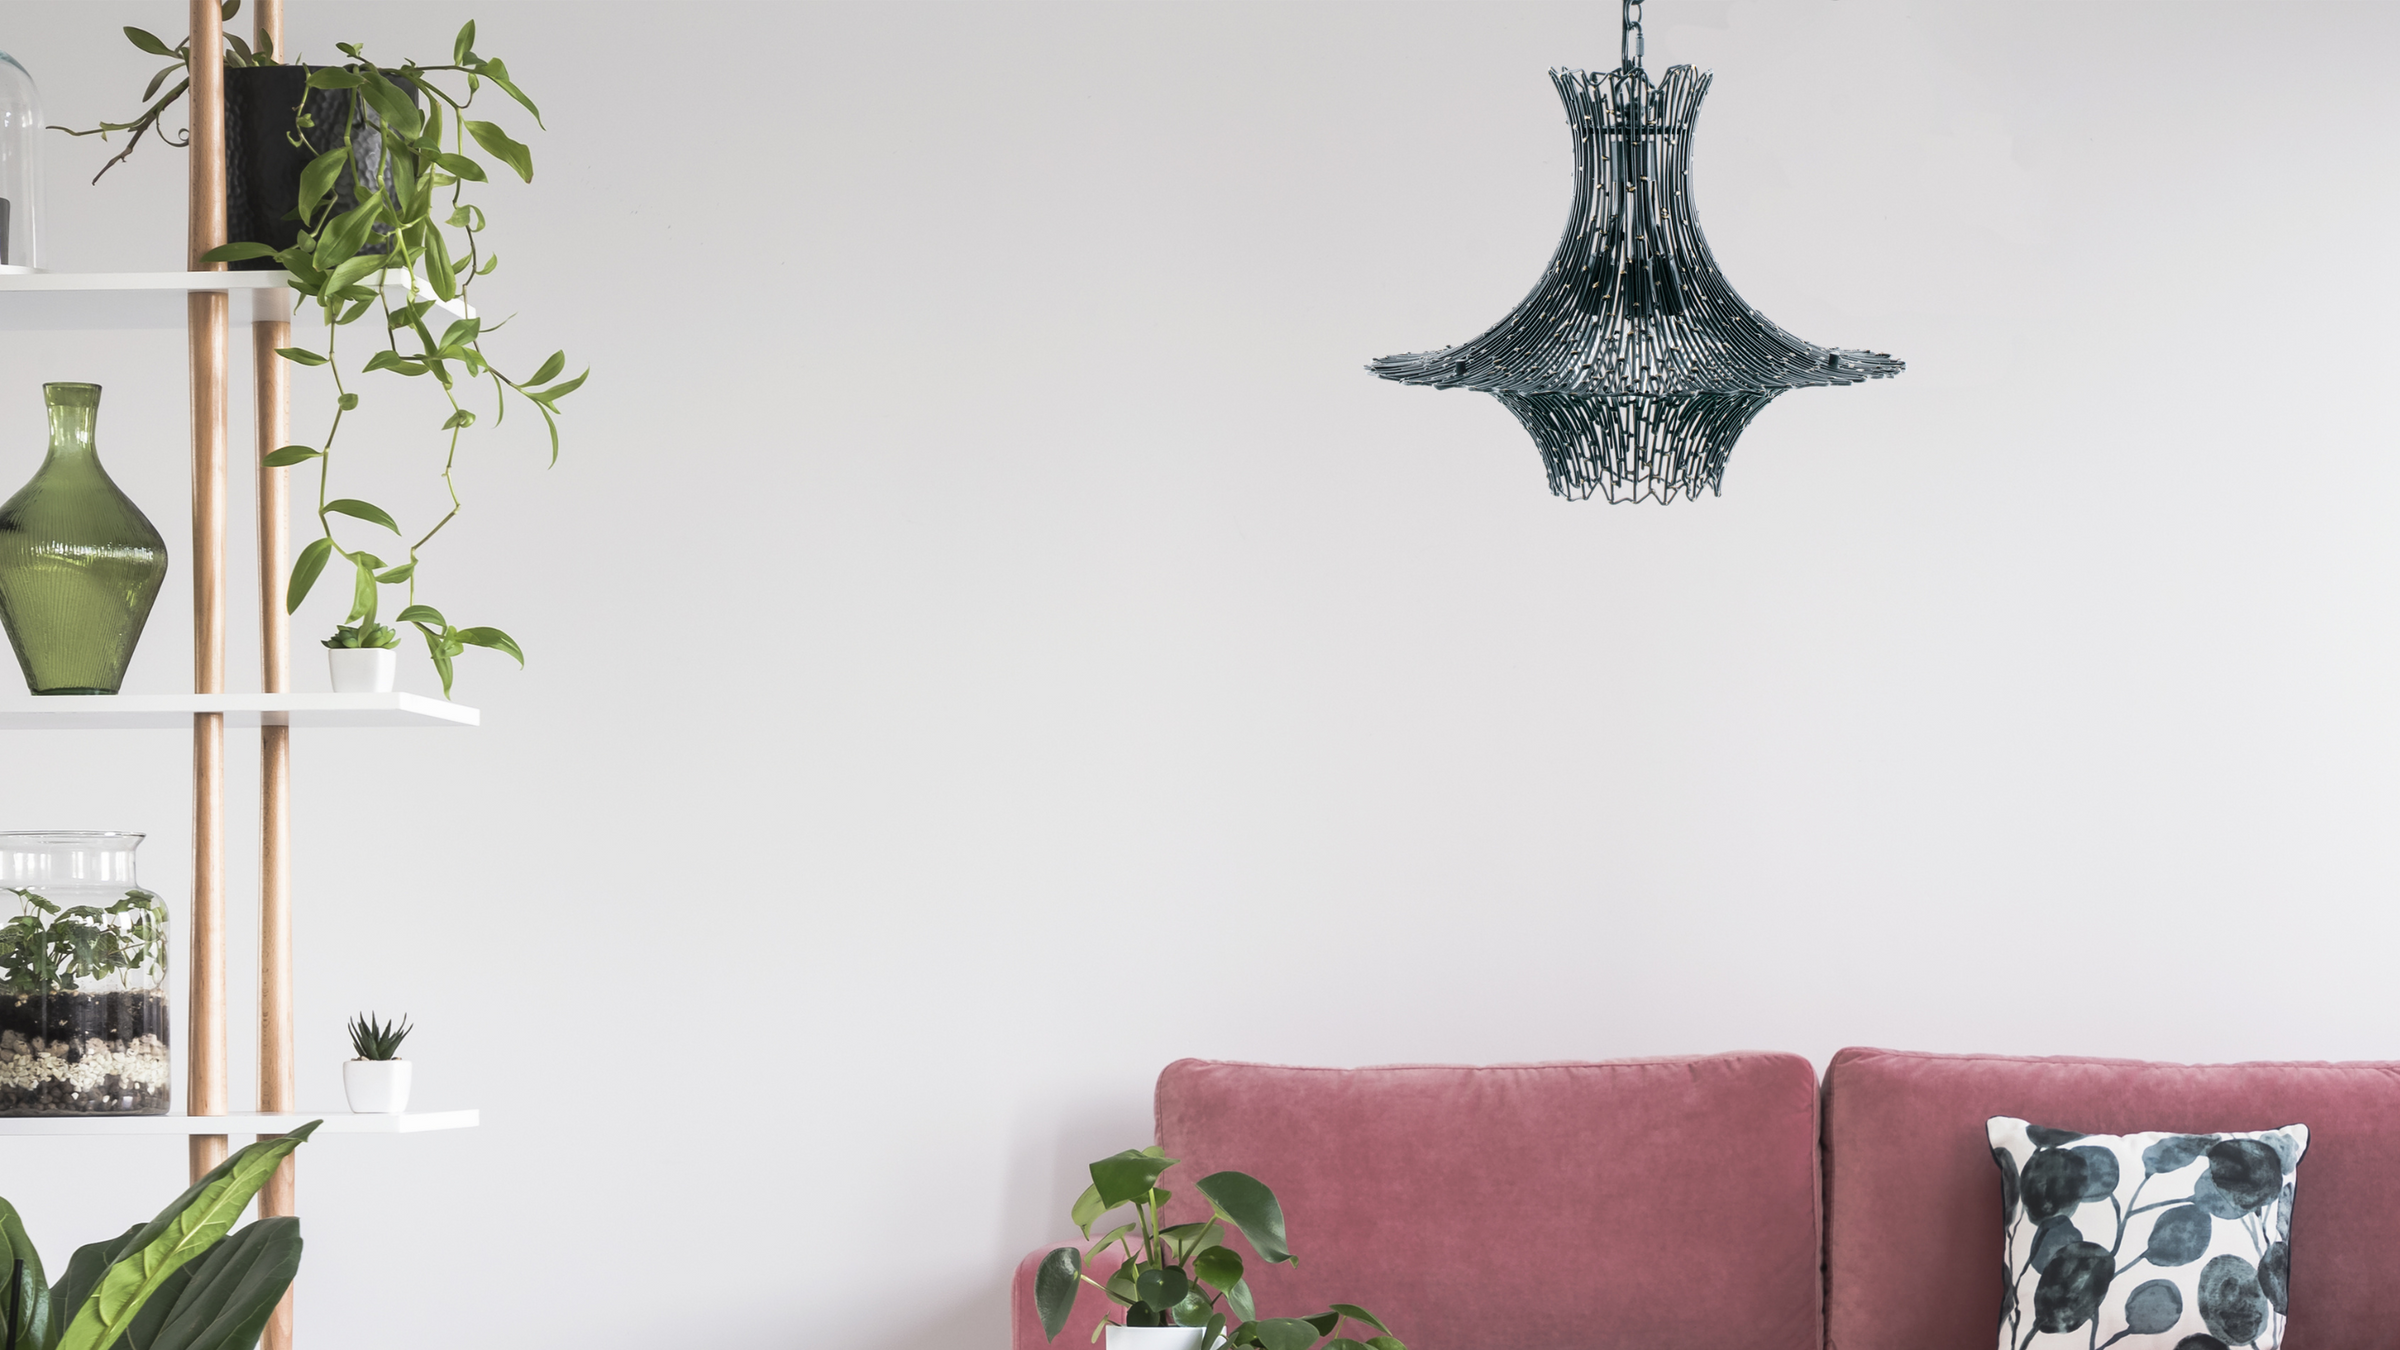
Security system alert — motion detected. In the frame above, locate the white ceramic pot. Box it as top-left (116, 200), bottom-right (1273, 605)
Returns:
top-left (328, 647), bottom-right (397, 693)
top-left (342, 1058), bottom-right (413, 1113)
top-left (1104, 1327), bottom-right (1206, 1350)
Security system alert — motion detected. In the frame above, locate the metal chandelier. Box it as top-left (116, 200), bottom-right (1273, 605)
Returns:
top-left (1369, 0), bottom-right (1901, 503)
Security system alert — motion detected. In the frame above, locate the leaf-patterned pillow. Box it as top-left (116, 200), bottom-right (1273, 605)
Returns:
top-left (1989, 1117), bottom-right (2305, 1350)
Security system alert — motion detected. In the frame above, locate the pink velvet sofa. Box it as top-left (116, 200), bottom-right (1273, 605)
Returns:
top-left (1010, 1048), bottom-right (2400, 1350)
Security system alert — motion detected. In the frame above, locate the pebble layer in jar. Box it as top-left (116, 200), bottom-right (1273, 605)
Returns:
top-left (0, 1028), bottom-right (169, 1114)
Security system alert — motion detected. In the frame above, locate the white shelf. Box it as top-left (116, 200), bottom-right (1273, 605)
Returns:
top-left (0, 693), bottom-right (477, 729)
top-left (0, 270), bottom-right (472, 331)
top-left (0, 1109), bottom-right (477, 1136)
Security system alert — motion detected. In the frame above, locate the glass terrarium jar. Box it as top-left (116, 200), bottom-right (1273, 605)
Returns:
top-left (0, 51), bottom-right (42, 271)
top-left (0, 833), bottom-right (168, 1115)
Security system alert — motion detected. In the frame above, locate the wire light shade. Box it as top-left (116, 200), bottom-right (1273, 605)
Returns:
top-left (1371, 62), bottom-right (1902, 502)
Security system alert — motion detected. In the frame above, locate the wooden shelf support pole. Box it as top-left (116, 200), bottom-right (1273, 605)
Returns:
top-left (250, 5), bottom-right (297, 1350)
top-left (186, 0), bottom-right (230, 1185)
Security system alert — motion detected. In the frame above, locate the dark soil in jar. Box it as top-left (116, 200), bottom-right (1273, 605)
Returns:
top-left (0, 990), bottom-right (172, 1115)
top-left (0, 989), bottom-right (169, 1042)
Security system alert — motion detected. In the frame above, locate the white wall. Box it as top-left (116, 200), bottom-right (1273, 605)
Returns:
top-left (0, 0), bottom-right (2393, 1344)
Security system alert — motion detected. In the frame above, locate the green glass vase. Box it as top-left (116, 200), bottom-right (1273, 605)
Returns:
top-left (0, 384), bottom-right (168, 694)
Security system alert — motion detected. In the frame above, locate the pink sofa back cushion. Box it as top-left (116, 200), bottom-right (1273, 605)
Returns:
top-left (1152, 1054), bottom-right (1824, 1350)
top-left (1822, 1047), bottom-right (2400, 1350)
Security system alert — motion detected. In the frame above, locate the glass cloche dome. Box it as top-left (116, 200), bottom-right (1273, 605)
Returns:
top-left (0, 51), bottom-right (42, 272)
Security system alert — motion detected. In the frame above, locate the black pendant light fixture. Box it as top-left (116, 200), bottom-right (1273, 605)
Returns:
top-left (1370, 0), bottom-right (1901, 503)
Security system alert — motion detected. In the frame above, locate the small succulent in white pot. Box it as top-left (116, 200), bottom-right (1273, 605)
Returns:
top-left (325, 620), bottom-right (400, 693)
top-left (342, 1011), bottom-right (413, 1113)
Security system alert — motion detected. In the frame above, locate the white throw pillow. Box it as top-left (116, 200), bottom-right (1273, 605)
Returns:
top-left (1989, 1116), bottom-right (2305, 1350)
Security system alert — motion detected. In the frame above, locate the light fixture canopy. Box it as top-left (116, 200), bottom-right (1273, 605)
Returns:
top-left (1370, 1), bottom-right (1900, 502)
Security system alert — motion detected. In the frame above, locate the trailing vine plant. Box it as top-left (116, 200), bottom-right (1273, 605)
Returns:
top-left (60, 10), bottom-right (585, 695)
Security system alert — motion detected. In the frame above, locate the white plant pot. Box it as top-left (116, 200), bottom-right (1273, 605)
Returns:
top-left (328, 647), bottom-right (397, 693)
top-left (343, 1058), bottom-right (412, 1113)
top-left (1104, 1327), bottom-right (1207, 1350)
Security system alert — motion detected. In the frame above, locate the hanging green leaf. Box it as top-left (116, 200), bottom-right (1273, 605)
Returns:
top-left (260, 446), bottom-right (319, 468)
top-left (374, 562), bottom-right (414, 585)
top-left (295, 147), bottom-right (350, 222)
top-left (463, 121), bottom-right (533, 182)
top-left (122, 28), bottom-right (177, 58)
top-left (358, 68), bottom-right (423, 142)
top-left (272, 347), bottom-right (327, 367)
top-left (420, 625), bottom-right (457, 697)
top-left (285, 538), bottom-right (333, 614)
top-left (474, 58), bottom-right (543, 126)
top-left (422, 221), bottom-right (458, 301)
top-left (455, 627), bottom-right (523, 666)
top-left (394, 605), bottom-right (444, 627)
top-left (324, 499), bottom-right (401, 534)
top-left (313, 192), bottom-right (387, 268)
top-left (532, 369), bottom-right (587, 404)
top-left (346, 555), bottom-right (378, 624)
top-left (302, 69), bottom-right (363, 90)
top-left (198, 242), bottom-right (277, 264)
top-left (526, 350), bottom-right (565, 386)
top-left (360, 351), bottom-right (427, 378)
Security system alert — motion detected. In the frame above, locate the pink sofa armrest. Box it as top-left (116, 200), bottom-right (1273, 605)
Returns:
top-left (1011, 1243), bottom-right (1130, 1350)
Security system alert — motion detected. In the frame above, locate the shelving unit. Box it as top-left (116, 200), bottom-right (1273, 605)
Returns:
top-left (0, 1111), bottom-right (478, 1136)
top-left (0, 6), bottom-right (478, 1348)
top-left (0, 692), bottom-right (480, 729)
top-left (0, 269), bottom-right (470, 331)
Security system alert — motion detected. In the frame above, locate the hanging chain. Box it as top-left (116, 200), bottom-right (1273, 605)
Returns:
top-left (1620, 0), bottom-right (1646, 71)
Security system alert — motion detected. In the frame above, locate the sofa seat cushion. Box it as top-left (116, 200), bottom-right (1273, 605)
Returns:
top-left (1825, 1048), bottom-right (2400, 1350)
top-left (1152, 1054), bottom-right (1822, 1350)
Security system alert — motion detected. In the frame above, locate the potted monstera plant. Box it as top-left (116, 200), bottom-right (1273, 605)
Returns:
top-left (1035, 1148), bottom-right (1403, 1350)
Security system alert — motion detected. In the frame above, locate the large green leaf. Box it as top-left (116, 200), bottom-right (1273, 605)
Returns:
top-left (1194, 1172), bottom-right (1292, 1266)
top-left (1089, 1151), bottom-right (1176, 1209)
top-left (46, 1228), bottom-right (141, 1350)
top-left (111, 1263), bottom-right (190, 1350)
top-left (55, 1125), bottom-right (318, 1350)
top-left (1135, 1267), bottom-right (1188, 1312)
top-left (1221, 1277), bottom-right (1255, 1324)
top-left (1328, 1306), bottom-right (1389, 1337)
top-left (1033, 1247), bottom-right (1081, 1341)
top-left (1068, 1183), bottom-right (1107, 1238)
top-left (140, 1218), bottom-right (301, 1350)
top-left (1245, 1318), bottom-right (1322, 1350)
top-left (0, 1196), bottom-right (48, 1350)
top-left (1192, 1245), bottom-right (1242, 1293)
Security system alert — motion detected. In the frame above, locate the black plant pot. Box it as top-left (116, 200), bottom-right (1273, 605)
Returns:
top-left (223, 66), bottom-right (420, 273)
